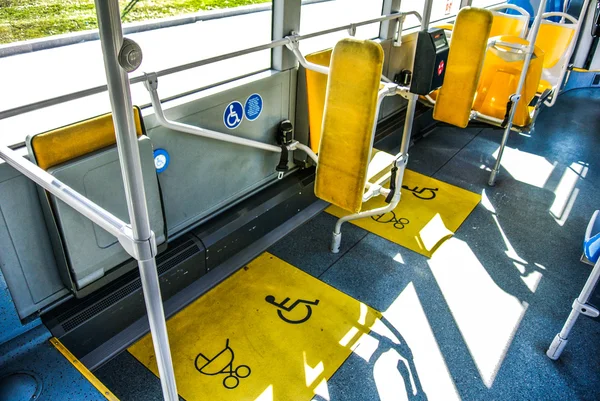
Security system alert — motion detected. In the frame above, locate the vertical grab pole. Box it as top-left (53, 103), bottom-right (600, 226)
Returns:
top-left (488, 0), bottom-right (548, 186)
top-left (94, 2), bottom-right (178, 401)
top-left (400, 0), bottom-right (434, 157)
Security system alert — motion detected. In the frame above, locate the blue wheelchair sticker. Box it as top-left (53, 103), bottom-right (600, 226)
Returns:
top-left (223, 101), bottom-right (243, 129)
top-left (244, 93), bottom-right (263, 121)
top-left (153, 149), bottom-right (170, 174)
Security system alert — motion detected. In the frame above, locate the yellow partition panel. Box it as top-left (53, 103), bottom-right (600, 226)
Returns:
top-left (305, 48), bottom-right (333, 153)
top-left (129, 253), bottom-right (381, 401)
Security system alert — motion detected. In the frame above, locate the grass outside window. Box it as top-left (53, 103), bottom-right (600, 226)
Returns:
top-left (0, 0), bottom-right (270, 44)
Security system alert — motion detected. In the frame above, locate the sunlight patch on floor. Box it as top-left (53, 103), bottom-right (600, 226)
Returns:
top-left (429, 238), bottom-right (528, 388)
top-left (418, 213), bottom-right (454, 252)
top-left (373, 349), bottom-right (411, 401)
top-left (371, 282), bottom-right (460, 400)
top-left (303, 352), bottom-right (325, 388)
top-left (492, 147), bottom-right (556, 188)
top-left (314, 378), bottom-right (331, 400)
top-left (550, 162), bottom-right (588, 226)
top-left (481, 189), bottom-right (496, 214)
top-left (254, 385), bottom-right (273, 401)
top-left (492, 214), bottom-right (528, 264)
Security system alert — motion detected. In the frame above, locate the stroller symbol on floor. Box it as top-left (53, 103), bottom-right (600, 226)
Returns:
top-left (265, 295), bottom-right (320, 324)
top-left (194, 339), bottom-right (251, 390)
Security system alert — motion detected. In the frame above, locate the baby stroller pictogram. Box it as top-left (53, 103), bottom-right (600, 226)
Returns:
top-left (194, 339), bottom-right (251, 390)
top-left (265, 295), bottom-right (320, 324)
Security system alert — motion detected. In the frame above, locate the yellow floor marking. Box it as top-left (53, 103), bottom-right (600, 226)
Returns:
top-left (327, 169), bottom-right (481, 257)
top-left (129, 253), bottom-right (381, 401)
top-left (50, 337), bottom-right (119, 401)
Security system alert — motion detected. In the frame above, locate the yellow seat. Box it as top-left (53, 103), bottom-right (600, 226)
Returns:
top-left (29, 108), bottom-right (144, 170)
top-left (472, 36), bottom-right (545, 127)
top-left (314, 38), bottom-right (384, 213)
top-left (489, 11), bottom-right (528, 38)
top-left (535, 21), bottom-right (575, 69)
top-left (538, 79), bottom-right (553, 93)
top-left (434, 7), bottom-right (493, 128)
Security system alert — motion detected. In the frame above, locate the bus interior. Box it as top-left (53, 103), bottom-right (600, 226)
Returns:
top-left (1, 0), bottom-right (600, 400)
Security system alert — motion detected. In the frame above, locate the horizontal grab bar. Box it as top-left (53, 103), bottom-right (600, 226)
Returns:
top-left (0, 11), bottom-right (420, 121)
top-left (0, 144), bottom-right (132, 244)
top-left (146, 74), bottom-right (320, 164)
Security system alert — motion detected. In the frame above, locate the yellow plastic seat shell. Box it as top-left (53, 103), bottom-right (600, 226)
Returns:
top-left (433, 7), bottom-right (493, 128)
top-left (489, 11), bottom-right (528, 38)
top-left (314, 38), bottom-right (384, 214)
top-left (535, 21), bottom-right (575, 69)
top-left (473, 36), bottom-right (545, 127)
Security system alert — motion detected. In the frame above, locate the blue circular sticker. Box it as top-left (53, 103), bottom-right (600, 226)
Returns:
top-left (223, 101), bottom-right (244, 129)
top-left (153, 149), bottom-right (170, 174)
top-left (244, 93), bottom-right (263, 121)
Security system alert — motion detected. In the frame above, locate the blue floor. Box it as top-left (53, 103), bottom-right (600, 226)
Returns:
top-left (97, 88), bottom-right (600, 400)
top-left (0, 325), bottom-right (109, 401)
top-left (270, 88), bottom-right (600, 401)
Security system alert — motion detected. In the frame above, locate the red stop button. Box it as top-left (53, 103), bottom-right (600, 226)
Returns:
top-left (437, 60), bottom-right (445, 76)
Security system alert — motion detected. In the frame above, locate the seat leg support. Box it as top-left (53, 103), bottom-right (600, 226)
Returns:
top-left (331, 157), bottom-right (406, 253)
top-left (547, 257), bottom-right (600, 360)
top-left (489, 94), bottom-right (520, 186)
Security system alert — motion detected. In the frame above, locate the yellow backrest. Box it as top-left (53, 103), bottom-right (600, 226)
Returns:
top-left (305, 49), bottom-right (333, 153)
top-left (535, 21), bottom-right (575, 68)
top-left (434, 7), bottom-right (493, 128)
top-left (490, 12), bottom-right (528, 38)
top-left (315, 39), bottom-right (384, 213)
top-left (473, 36), bottom-right (545, 127)
top-left (30, 108), bottom-right (144, 170)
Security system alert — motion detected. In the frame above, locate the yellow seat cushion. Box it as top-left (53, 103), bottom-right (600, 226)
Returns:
top-left (30, 108), bottom-right (144, 170)
top-left (314, 38), bottom-right (384, 213)
top-left (433, 7), bottom-right (493, 128)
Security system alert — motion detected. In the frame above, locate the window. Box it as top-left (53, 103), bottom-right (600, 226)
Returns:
top-left (299, 0), bottom-right (384, 54)
top-left (430, 0), bottom-right (461, 23)
top-left (471, 0), bottom-right (506, 7)
top-left (0, 2), bottom-right (273, 146)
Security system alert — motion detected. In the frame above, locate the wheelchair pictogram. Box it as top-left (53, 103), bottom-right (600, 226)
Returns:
top-left (194, 339), bottom-right (251, 390)
top-left (401, 185), bottom-right (438, 200)
top-left (223, 101), bottom-right (243, 129)
top-left (265, 295), bottom-right (320, 324)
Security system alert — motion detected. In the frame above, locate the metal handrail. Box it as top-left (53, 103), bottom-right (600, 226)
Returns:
top-left (0, 11), bottom-right (420, 121)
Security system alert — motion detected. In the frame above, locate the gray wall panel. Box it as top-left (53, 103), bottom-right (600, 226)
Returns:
top-left (144, 71), bottom-right (292, 236)
top-left (0, 162), bottom-right (67, 318)
top-left (49, 137), bottom-right (165, 289)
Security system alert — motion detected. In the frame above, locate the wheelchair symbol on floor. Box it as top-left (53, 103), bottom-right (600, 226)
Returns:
top-left (223, 101), bottom-right (243, 129)
top-left (402, 185), bottom-right (438, 200)
top-left (265, 295), bottom-right (320, 324)
top-left (195, 339), bottom-right (251, 390)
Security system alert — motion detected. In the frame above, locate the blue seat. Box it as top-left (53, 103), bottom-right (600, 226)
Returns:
top-left (507, 0), bottom-right (565, 23)
top-left (584, 210), bottom-right (600, 263)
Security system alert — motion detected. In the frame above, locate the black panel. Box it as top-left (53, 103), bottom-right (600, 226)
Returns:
top-left (193, 168), bottom-right (318, 271)
top-left (43, 234), bottom-right (206, 358)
